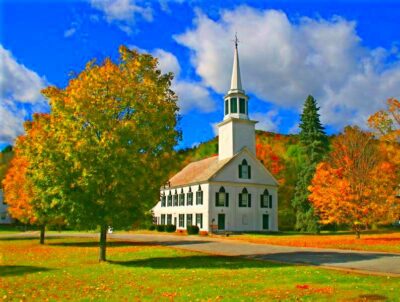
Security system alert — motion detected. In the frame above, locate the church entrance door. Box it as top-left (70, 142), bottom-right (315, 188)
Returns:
top-left (218, 214), bottom-right (225, 230)
top-left (262, 214), bottom-right (269, 230)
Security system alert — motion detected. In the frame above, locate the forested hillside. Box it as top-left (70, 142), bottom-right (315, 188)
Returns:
top-left (173, 131), bottom-right (313, 230)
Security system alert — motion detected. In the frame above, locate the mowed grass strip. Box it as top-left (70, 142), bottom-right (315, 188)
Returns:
top-left (213, 230), bottom-right (400, 254)
top-left (0, 237), bottom-right (399, 301)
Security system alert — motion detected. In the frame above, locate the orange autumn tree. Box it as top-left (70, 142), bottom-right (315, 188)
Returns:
top-left (2, 141), bottom-right (35, 225)
top-left (308, 126), bottom-right (399, 238)
top-left (2, 113), bottom-right (63, 244)
top-left (368, 98), bottom-right (400, 142)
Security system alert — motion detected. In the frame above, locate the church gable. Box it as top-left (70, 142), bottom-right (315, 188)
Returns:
top-left (211, 148), bottom-right (278, 186)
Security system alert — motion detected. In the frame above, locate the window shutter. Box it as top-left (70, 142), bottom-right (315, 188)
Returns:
top-left (226, 193), bottom-right (229, 207)
top-left (269, 195), bottom-right (272, 208)
top-left (239, 193), bottom-right (242, 207)
top-left (260, 195), bottom-right (263, 208)
top-left (239, 165), bottom-right (242, 178)
top-left (215, 192), bottom-right (219, 206)
top-left (248, 166), bottom-right (251, 179)
top-left (248, 194), bottom-right (252, 207)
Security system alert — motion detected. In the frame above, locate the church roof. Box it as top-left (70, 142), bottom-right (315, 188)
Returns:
top-left (167, 155), bottom-right (232, 188)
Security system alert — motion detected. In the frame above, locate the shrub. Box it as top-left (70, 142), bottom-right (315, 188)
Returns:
top-left (165, 224), bottom-right (176, 232)
top-left (156, 224), bottom-right (166, 232)
top-left (187, 225), bottom-right (199, 235)
top-left (148, 224), bottom-right (156, 231)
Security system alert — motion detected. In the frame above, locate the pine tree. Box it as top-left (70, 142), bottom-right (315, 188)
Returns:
top-left (292, 95), bottom-right (328, 232)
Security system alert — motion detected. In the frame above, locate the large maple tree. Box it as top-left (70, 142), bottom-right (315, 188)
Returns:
top-left (308, 126), bottom-right (399, 238)
top-left (41, 46), bottom-right (180, 261)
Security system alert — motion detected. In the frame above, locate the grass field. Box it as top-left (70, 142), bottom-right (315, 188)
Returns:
top-left (0, 237), bottom-right (399, 301)
top-left (211, 230), bottom-right (400, 254)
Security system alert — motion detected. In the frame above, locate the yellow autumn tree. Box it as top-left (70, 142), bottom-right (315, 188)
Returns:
top-left (41, 46), bottom-right (180, 261)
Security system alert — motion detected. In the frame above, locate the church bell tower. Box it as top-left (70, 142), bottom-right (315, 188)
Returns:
top-left (218, 36), bottom-right (257, 161)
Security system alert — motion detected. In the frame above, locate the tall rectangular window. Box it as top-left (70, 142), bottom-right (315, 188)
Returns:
top-left (179, 192), bottom-right (185, 206)
top-left (230, 98), bottom-right (238, 113)
top-left (161, 214), bottom-right (166, 225)
top-left (179, 214), bottom-right (185, 228)
top-left (196, 190), bottom-right (203, 205)
top-left (187, 192), bottom-right (193, 205)
top-left (186, 214), bottom-right (193, 227)
top-left (239, 98), bottom-right (246, 114)
top-left (196, 213), bottom-right (203, 229)
top-left (173, 194), bottom-right (178, 206)
top-left (167, 195), bottom-right (172, 207)
top-left (225, 99), bottom-right (229, 115)
top-left (167, 214), bottom-right (172, 225)
top-left (161, 196), bottom-right (166, 207)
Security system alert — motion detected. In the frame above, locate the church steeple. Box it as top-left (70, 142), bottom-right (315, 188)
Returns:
top-left (224, 35), bottom-right (249, 120)
top-left (218, 35), bottom-right (257, 160)
top-left (229, 35), bottom-right (243, 93)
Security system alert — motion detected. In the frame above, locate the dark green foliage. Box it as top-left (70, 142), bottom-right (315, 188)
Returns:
top-left (292, 95), bottom-right (329, 233)
top-left (156, 224), bottom-right (166, 232)
top-left (187, 225), bottom-right (199, 235)
top-left (165, 224), bottom-right (176, 232)
top-left (148, 225), bottom-right (156, 231)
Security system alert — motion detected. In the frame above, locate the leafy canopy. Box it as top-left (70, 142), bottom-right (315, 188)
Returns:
top-left (41, 46), bottom-right (180, 230)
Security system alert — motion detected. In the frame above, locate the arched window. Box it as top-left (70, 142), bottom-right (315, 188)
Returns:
top-left (239, 159), bottom-right (251, 179)
top-left (179, 188), bottom-right (185, 206)
top-left (239, 187), bottom-right (251, 207)
top-left (161, 192), bottom-right (166, 207)
top-left (260, 189), bottom-right (272, 208)
top-left (196, 185), bottom-right (203, 205)
top-left (187, 187), bottom-right (193, 206)
top-left (167, 191), bottom-right (172, 206)
top-left (173, 189), bottom-right (178, 206)
top-left (216, 186), bottom-right (229, 207)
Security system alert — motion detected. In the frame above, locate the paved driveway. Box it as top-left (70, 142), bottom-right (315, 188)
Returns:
top-left (109, 233), bottom-right (400, 276)
top-left (3, 232), bottom-right (400, 276)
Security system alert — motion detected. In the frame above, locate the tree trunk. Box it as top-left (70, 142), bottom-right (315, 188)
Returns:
top-left (99, 225), bottom-right (108, 262)
top-left (39, 225), bottom-right (45, 245)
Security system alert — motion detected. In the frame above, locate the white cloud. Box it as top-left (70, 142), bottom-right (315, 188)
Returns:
top-left (130, 46), bottom-right (215, 114)
top-left (64, 27), bottom-right (77, 38)
top-left (252, 110), bottom-right (281, 132)
top-left (0, 45), bottom-right (48, 144)
top-left (174, 81), bottom-right (214, 113)
top-left (175, 7), bottom-right (400, 130)
top-left (89, 0), bottom-right (153, 33)
top-left (152, 48), bottom-right (181, 76)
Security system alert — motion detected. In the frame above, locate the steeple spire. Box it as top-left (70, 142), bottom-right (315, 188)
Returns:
top-left (230, 34), bottom-right (243, 92)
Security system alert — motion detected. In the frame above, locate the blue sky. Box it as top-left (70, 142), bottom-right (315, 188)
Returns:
top-left (1, 0), bottom-right (400, 150)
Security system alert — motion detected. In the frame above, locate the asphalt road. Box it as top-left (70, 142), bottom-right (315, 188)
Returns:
top-left (3, 232), bottom-right (400, 276)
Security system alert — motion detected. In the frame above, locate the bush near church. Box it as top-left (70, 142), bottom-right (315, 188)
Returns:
top-left (187, 225), bottom-right (200, 235)
top-left (165, 224), bottom-right (176, 232)
top-left (156, 224), bottom-right (166, 232)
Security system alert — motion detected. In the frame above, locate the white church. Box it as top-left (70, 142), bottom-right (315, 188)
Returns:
top-left (152, 41), bottom-right (279, 233)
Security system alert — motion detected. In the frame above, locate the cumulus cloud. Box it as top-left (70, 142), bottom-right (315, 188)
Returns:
top-left (89, 0), bottom-right (153, 34)
top-left (175, 7), bottom-right (400, 130)
top-left (252, 110), bottom-right (281, 132)
top-left (130, 46), bottom-right (215, 114)
top-left (0, 45), bottom-right (48, 144)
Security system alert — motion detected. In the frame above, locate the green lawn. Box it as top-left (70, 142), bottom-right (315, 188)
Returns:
top-left (0, 237), bottom-right (399, 301)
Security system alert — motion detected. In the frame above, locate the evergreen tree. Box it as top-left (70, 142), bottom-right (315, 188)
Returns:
top-left (292, 95), bottom-right (328, 232)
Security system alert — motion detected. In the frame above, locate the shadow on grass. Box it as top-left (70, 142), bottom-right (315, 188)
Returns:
top-left (0, 265), bottom-right (54, 277)
top-left (49, 240), bottom-right (212, 248)
top-left (254, 251), bottom-right (399, 266)
top-left (109, 254), bottom-right (293, 269)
